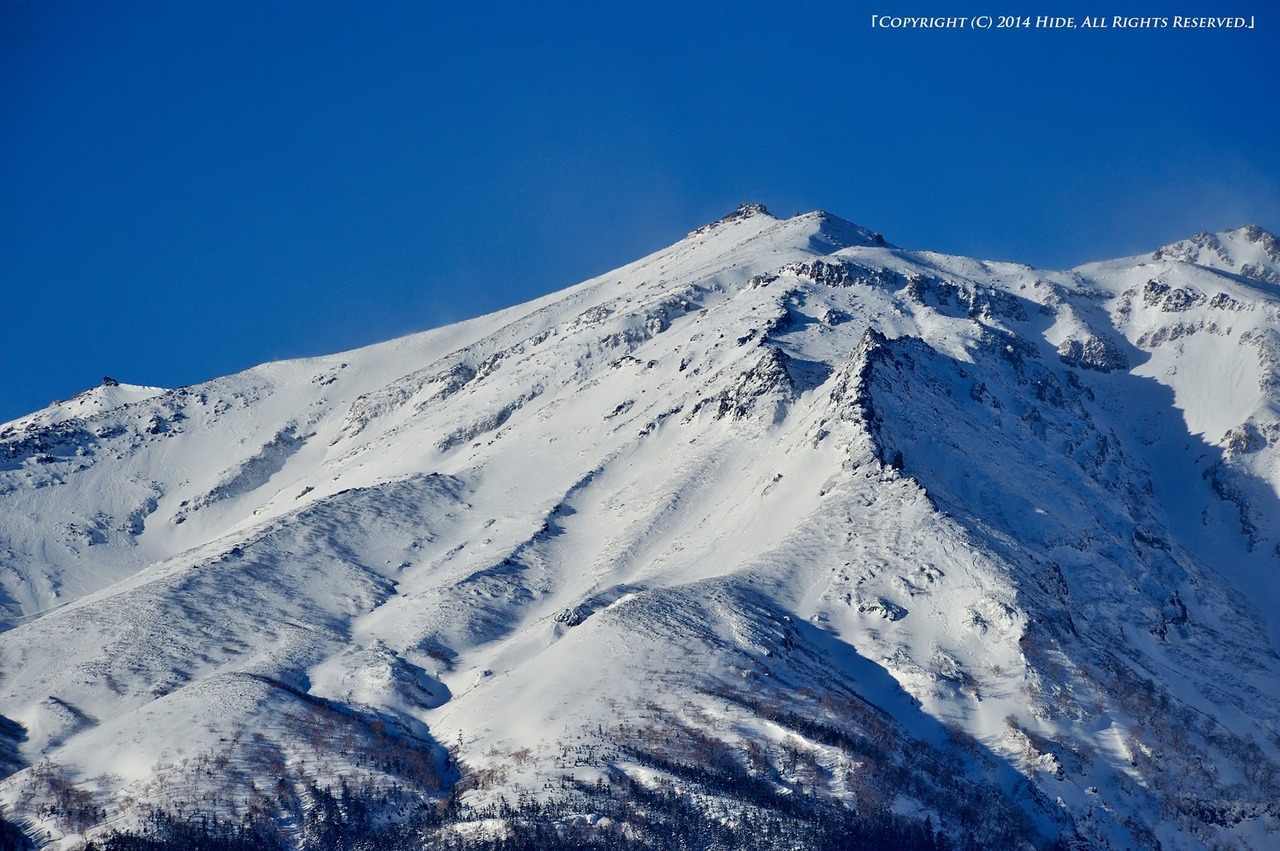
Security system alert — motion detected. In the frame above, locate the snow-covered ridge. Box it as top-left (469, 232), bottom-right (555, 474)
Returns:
top-left (2, 378), bottom-right (167, 432)
top-left (2, 209), bottom-right (1279, 850)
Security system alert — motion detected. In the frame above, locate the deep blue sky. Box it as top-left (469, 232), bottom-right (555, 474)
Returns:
top-left (2, 1), bottom-right (1276, 422)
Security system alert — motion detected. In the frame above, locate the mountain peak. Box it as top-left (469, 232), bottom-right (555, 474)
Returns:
top-left (684, 204), bottom-right (890, 253)
top-left (795, 209), bottom-right (890, 250)
top-left (685, 202), bottom-right (775, 237)
top-left (1153, 224), bottom-right (1280, 284)
top-left (2, 379), bottom-right (168, 432)
top-left (732, 201), bottom-right (771, 218)
top-left (1229, 223), bottom-right (1280, 254)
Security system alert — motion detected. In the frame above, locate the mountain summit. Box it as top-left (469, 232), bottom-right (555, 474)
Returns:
top-left (2, 209), bottom-right (1280, 850)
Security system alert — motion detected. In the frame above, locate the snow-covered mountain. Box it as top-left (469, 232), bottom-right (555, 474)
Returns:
top-left (3, 204), bottom-right (1280, 850)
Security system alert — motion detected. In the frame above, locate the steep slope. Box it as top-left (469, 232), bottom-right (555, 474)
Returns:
top-left (2, 205), bottom-right (1279, 850)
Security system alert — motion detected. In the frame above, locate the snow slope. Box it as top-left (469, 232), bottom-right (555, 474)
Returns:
top-left (2, 204), bottom-right (1279, 849)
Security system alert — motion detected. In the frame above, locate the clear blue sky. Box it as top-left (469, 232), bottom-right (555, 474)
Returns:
top-left (2, 0), bottom-right (1276, 422)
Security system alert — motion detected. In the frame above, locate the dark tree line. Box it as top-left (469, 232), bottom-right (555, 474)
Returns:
top-left (61, 775), bottom-right (964, 851)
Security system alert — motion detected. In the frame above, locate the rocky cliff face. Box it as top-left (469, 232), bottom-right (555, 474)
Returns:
top-left (2, 204), bottom-right (1279, 850)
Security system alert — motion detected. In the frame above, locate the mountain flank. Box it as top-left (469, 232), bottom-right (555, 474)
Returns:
top-left (3, 204), bottom-right (1280, 850)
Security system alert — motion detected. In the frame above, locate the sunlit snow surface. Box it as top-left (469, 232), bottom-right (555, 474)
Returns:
top-left (3, 206), bottom-right (1280, 849)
